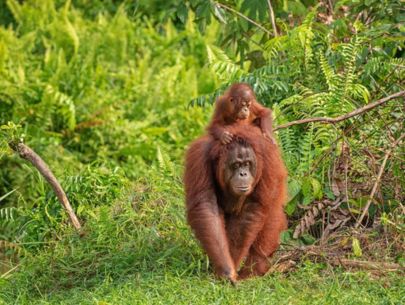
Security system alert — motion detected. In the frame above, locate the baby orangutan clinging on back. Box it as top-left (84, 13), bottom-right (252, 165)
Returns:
top-left (207, 83), bottom-right (276, 145)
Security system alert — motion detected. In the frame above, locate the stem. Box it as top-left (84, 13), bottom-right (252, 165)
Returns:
top-left (274, 91), bottom-right (405, 130)
top-left (214, 2), bottom-right (272, 36)
top-left (10, 143), bottom-right (82, 231)
top-left (266, 0), bottom-right (278, 37)
top-left (354, 133), bottom-right (405, 228)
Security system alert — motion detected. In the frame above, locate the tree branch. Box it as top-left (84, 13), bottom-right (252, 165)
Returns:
top-left (354, 133), bottom-right (405, 228)
top-left (266, 0), bottom-right (278, 37)
top-left (274, 91), bottom-right (405, 131)
top-left (9, 142), bottom-right (82, 231)
top-left (214, 2), bottom-right (272, 36)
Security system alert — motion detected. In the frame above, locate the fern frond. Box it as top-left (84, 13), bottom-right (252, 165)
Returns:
top-left (206, 45), bottom-right (243, 81)
top-left (0, 207), bottom-right (16, 221)
top-left (319, 53), bottom-right (338, 91)
top-left (297, 123), bottom-right (315, 174)
top-left (0, 240), bottom-right (24, 256)
top-left (341, 37), bottom-right (361, 98)
top-left (348, 83), bottom-right (370, 103)
top-left (42, 85), bottom-right (76, 131)
top-left (278, 127), bottom-right (299, 170)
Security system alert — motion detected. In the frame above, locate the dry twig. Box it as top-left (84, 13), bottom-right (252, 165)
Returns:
top-left (214, 2), bottom-right (272, 36)
top-left (272, 239), bottom-right (404, 274)
top-left (266, 0), bottom-right (278, 37)
top-left (274, 91), bottom-right (405, 130)
top-left (330, 259), bottom-right (403, 272)
top-left (9, 142), bottom-right (82, 231)
top-left (354, 133), bottom-right (405, 228)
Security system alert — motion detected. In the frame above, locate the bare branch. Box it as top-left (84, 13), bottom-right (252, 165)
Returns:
top-left (214, 2), bottom-right (272, 36)
top-left (10, 143), bottom-right (82, 231)
top-left (330, 258), bottom-right (403, 272)
top-left (354, 133), bottom-right (405, 228)
top-left (266, 0), bottom-right (278, 37)
top-left (274, 91), bottom-right (405, 130)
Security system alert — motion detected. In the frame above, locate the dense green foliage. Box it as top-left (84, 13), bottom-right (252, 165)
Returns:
top-left (0, 0), bottom-right (216, 242)
top-left (0, 0), bottom-right (403, 303)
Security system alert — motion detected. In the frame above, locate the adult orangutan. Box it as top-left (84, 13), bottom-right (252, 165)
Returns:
top-left (184, 124), bottom-right (287, 283)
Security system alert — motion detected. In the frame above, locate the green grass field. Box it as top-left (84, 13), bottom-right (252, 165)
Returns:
top-left (4, 269), bottom-right (404, 304)
top-left (1, 185), bottom-right (403, 304)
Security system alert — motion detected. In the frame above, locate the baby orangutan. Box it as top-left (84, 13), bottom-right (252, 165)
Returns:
top-left (207, 83), bottom-right (275, 145)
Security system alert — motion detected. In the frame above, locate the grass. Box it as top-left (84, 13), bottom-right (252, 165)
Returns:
top-left (1, 176), bottom-right (403, 305)
top-left (1, 252), bottom-right (403, 304)
top-left (3, 269), bottom-right (404, 305)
